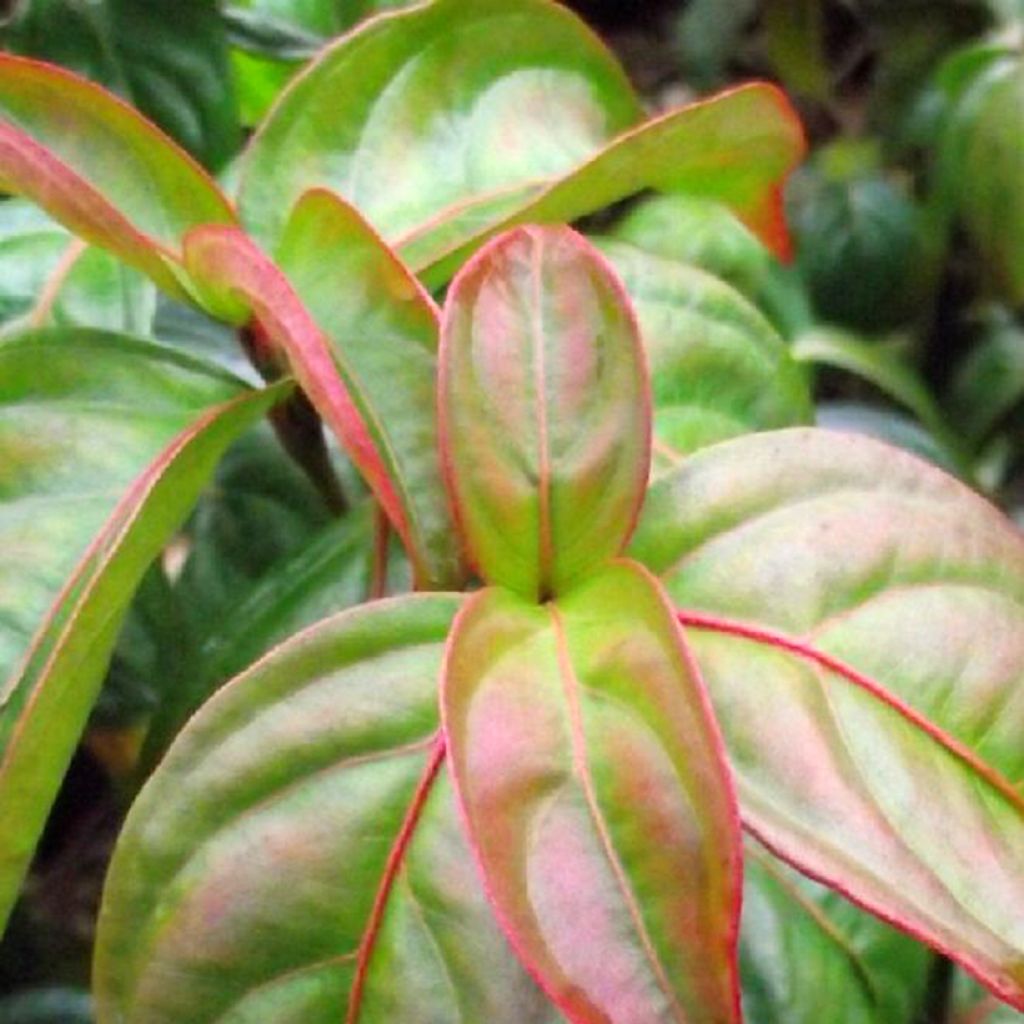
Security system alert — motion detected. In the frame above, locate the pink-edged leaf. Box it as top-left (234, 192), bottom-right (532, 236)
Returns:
top-left (96, 595), bottom-right (563, 1024)
top-left (411, 82), bottom-right (806, 287)
top-left (439, 225), bottom-right (650, 600)
top-left (442, 560), bottom-right (742, 1024)
top-left (0, 55), bottom-right (235, 300)
top-left (183, 224), bottom-right (446, 586)
top-left (629, 427), bottom-right (1024, 1009)
top-left (274, 188), bottom-right (462, 589)
top-left (0, 375), bottom-right (288, 931)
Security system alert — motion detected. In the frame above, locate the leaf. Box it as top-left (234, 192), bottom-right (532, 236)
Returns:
top-left (932, 46), bottom-right (1024, 303)
top-left (610, 194), bottom-right (774, 302)
top-left (740, 841), bottom-right (930, 1024)
top-left (596, 239), bottom-right (812, 466)
top-left (0, 330), bottom-right (246, 686)
top-left (676, 0), bottom-right (757, 90)
top-left (791, 326), bottom-right (966, 468)
top-left (275, 189), bottom-right (459, 588)
top-left (439, 226), bottom-right (649, 600)
top-left (0, 54), bottom-right (234, 298)
top-left (442, 561), bottom-right (742, 1023)
top-left (3, 0), bottom-right (240, 169)
top-left (144, 497), bottom-right (409, 765)
top-left (0, 357), bottom-right (288, 930)
top-left (237, 0), bottom-right (640, 251)
top-left (762, 0), bottom-right (830, 102)
top-left (630, 428), bottom-right (1024, 1009)
top-left (184, 196), bottom-right (461, 588)
top-left (949, 307), bottom-right (1024, 446)
top-left (0, 200), bottom-right (154, 336)
top-left (787, 156), bottom-right (931, 333)
top-left (815, 401), bottom-right (961, 475)
top-left (95, 595), bottom-right (563, 1024)
top-left (411, 82), bottom-right (807, 287)
top-left (236, 0), bottom-right (804, 282)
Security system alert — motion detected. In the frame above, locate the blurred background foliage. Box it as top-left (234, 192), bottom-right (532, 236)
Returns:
top-left (0, 1), bottom-right (1021, 1021)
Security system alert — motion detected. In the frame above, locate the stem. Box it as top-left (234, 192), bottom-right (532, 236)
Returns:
top-left (269, 390), bottom-right (349, 517)
top-left (917, 954), bottom-right (955, 1024)
top-left (238, 322), bottom-right (348, 517)
top-left (369, 503), bottom-right (391, 600)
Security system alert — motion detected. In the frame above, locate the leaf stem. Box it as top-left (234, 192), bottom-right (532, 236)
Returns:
top-left (917, 953), bottom-right (955, 1024)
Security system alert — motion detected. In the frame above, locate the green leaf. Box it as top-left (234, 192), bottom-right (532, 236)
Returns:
top-left (933, 46), bottom-right (1024, 303)
top-left (184, 194), bottom-right (461, 588)
top-left (442, 561), bottom-right (742, 1023)
top-left (949, 306), bottom-right (1024, 446)
top-left (741, 842), bottom-right (930, 1024)
top-left (412, 82), bottom-right (806, 288)
top-left (630, 428), bottom-right (1024, 1010)
top-left (610, 194), bottom-right (774, 302)
top-left (236, 0), bottom-right (804, 283)
top-left (0, 54), bottom-right (234, 299)
top-left (596, 239), bottom-right (812, 466)
top-left (0, 344), bottom-right (287, 930)
top-left (763, 0), bottom-right (830, 102)
top-left (0, 330), bottom-right (246, 685)
top-left (237, 0), bottom-right (639, 251)
top-left (0, 201), bottom-right (154, 336)
top-left (791, 326), bottom-right (966, 468)
top-left (787, 157), bottom-right (932, 333)
top-left (275, 189), bottom-right (459, 588)
top-left (675, 0), bottom-right (757, 90)
top-left (95, 595), bottom-right (562, 1023)
top-left (439, 226), bottom-right (649, 601)
top-left (3, 0), bottom-right (240, 169)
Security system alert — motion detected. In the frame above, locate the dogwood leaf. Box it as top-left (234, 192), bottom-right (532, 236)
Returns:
top-left (439, 226), bottom-right (649, 600)
top-left (0, 336), bottom-right (285, 928)
top-left (597, 239), bottom-right (812, 467)
top-left (0, 54), bottom-right (234, 298)
top-left (185, 195), bottom-right (460, 588)
top-left (631, 427), bottom-right (1024, 1010)
top-left (95, 595), bottom-right (563, 1024)
top-left (442, 561), bottom-right (742, 1023)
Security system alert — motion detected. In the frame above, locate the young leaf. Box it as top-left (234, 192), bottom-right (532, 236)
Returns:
top-left (184, 198), bottom-right (461, 588)
top-left (596, 239), bottom-right (812, 466)
top-left (630, 428), bottom-right (1024, 1009)
top-left (442, 561), bottom-right (742, 1023)
top-left (95, 595), bottom-right (561, 1024)
top-left (0, 370), bottom-right (289, 931)
top-left (0, 54), bottom-right (234, 298)
top-left (237, 0), bottom-right (640, 251)
top-left (439, 226), bottom-right (649, 600)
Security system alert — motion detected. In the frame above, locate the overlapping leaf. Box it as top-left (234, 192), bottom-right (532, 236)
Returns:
top-left (237, 0), bottom-right (803, 285)
top-left (597, 239), bottom-right (811, 466)
top-left (740, 841), bottom-right (930, 1023)
top-left (237, 0), bottom-right (639, 251)
top-left (185, 191), bottom-right (460, 587)
top-left (0, 201), bottom-right (155, 335)
top-left (630, 427), bottom-right (1024, 1009)
top-left (0, 54), bottom-right (234, 298)
top-left (0, 338), bottom-right (286, 928)
top-left (95, 595), bottom-right (563, 1024)
top-left (439, 226), bottom-right (648, 599)
top-left (442, 561), bottom-right (742, 1023)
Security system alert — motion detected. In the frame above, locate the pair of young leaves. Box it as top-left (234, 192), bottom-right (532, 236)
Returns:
top-left (0, 1), bottom-right (1022, 1021)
